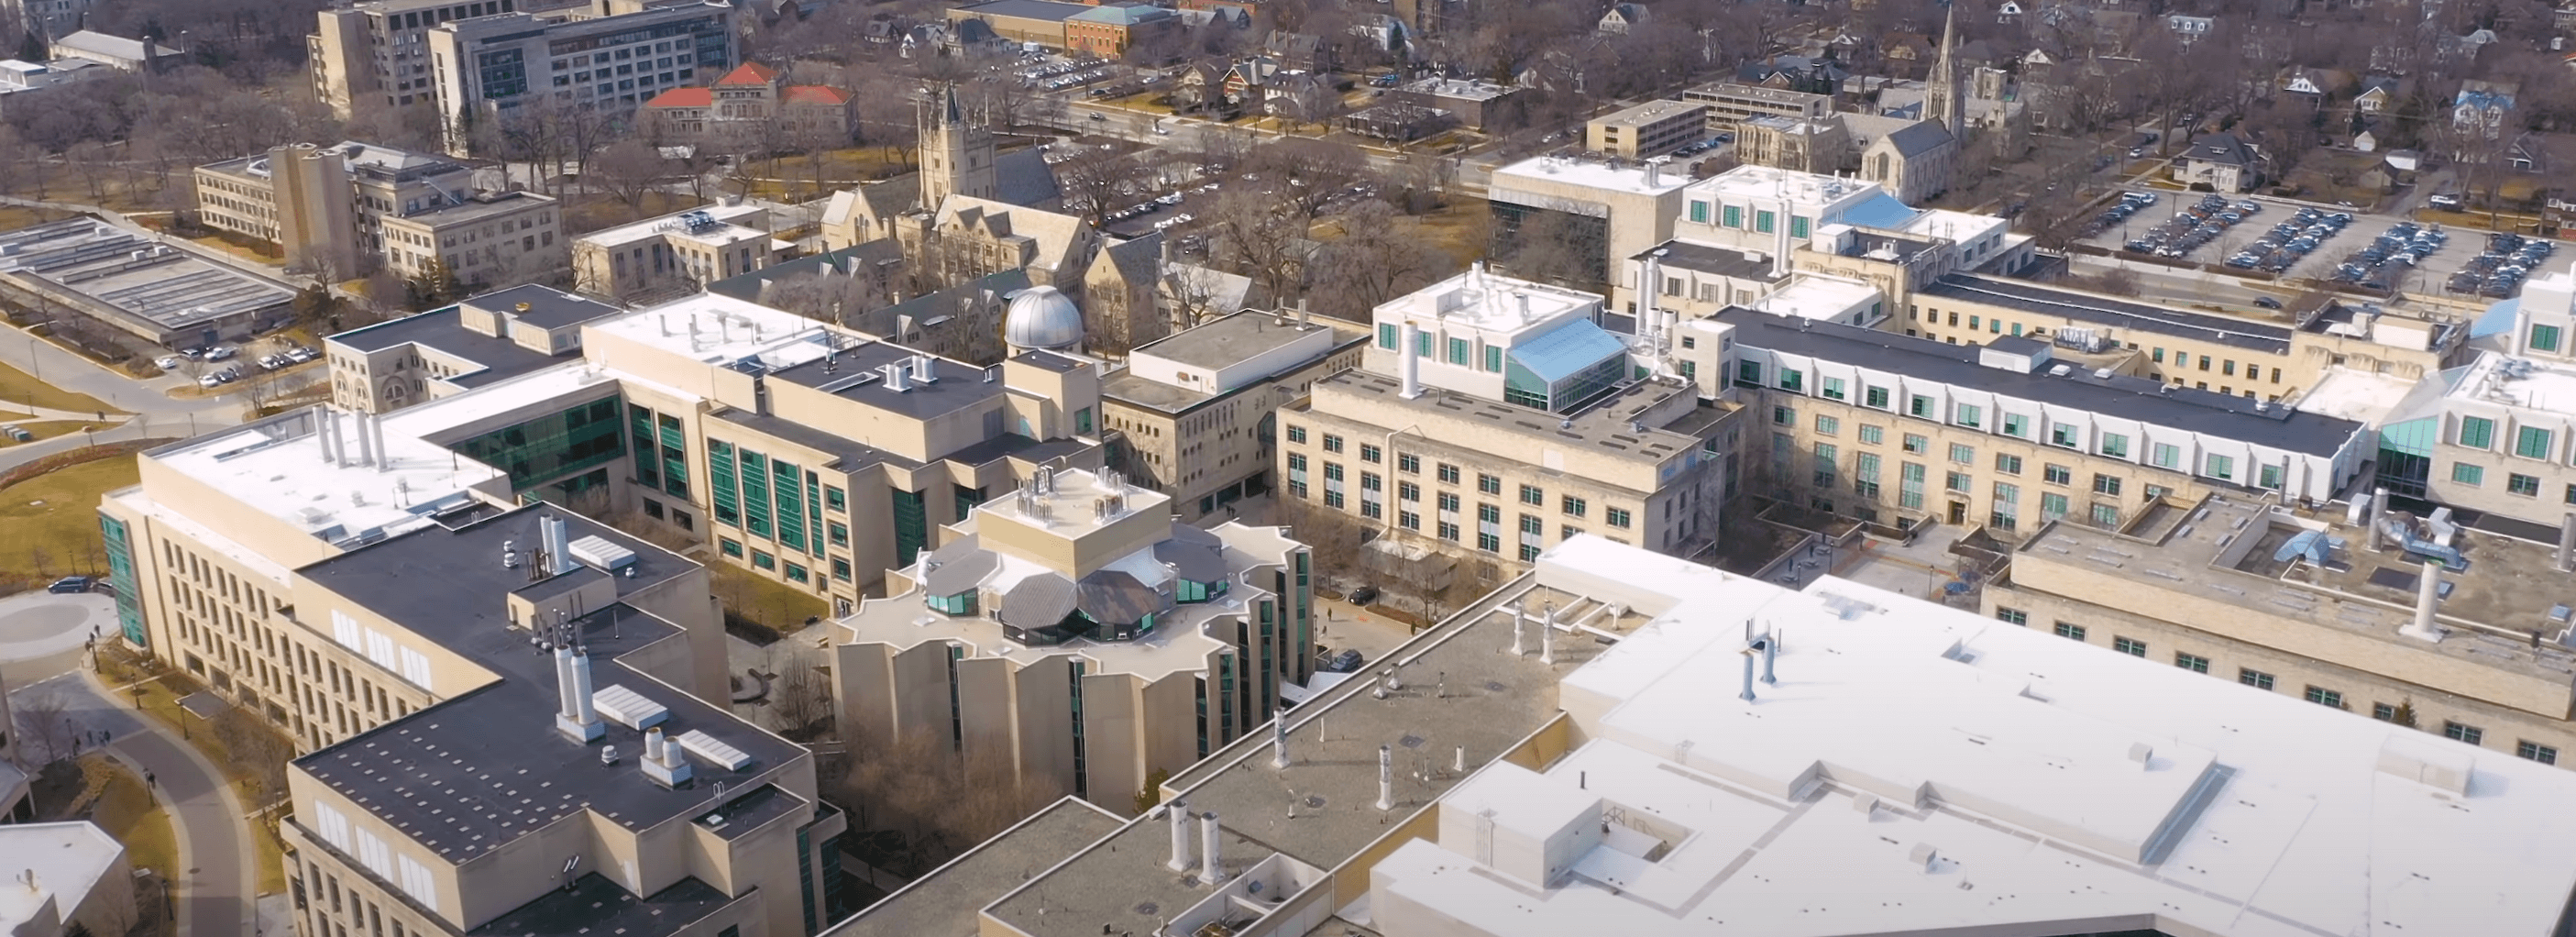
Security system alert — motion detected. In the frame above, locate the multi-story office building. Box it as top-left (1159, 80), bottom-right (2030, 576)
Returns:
top-left (1486, 153), bottom-right (1693, 288)
top-left (321, 287), bottom-right (1110, 610)
top-left (310, 0), bottom-right (534, 120)
top-left (195, 140), bottom-right (562, 281)
top-left (571, 202), bottom-right (780, 305)
top-left (831, 467), bottom-right (1313, 803)
top-left (1679, 80), bottom-right (1831, 133)
top-left (1910, 276), bottom-right (2469, 401)
top-left (1100, 309), bottom-right (1368, 523)
top-left (93, 410), bottom-right (844, 937)
top-left (424, 1), bottom-right (735, 152)
top-left (1987, 491), bottom-right (2576, 774)
top-left (325, 284), bottom-right (622, 413)
top-left (2361, 260), bottom-right (2576, 525)
top-left (1279, 267), bottom-right (1736, 587)
top-left (1678, 307), bottom-right (2370, 532)
top-left (1582, 99), bottom-right (1706, 159)
top-left (825, 528), bottom-right (2576, 937)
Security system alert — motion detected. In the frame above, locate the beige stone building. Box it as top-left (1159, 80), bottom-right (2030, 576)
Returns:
top-left (1987, 491), bottom-right (2576, 772)
top-left (1102, 309), bottom-right (1367, 524)
top-left (1677, 308), bottom-right (2372, 535)
top-left (1280, 269), bottom-right (1737, 590)
top-left (325, 284), bottom-right (622, 414)
top-left (1735, 115), bottom-right (1845, 174)
top-left (1486, 153), bottom-right (1693, 288)
top-left (195, 140), bottom-right (562, 281)
top-left (572, 202), bottom-right (781, 305)
top-left (2362, 261), bottom-right (2576, 524)
top-left (1679, 80), bottom-right (1831, 133)
top-left (375, 189), bottom-right (561, 287)
top-left (831, 467), bottom-right (1313, 804)
top-left (640, 61), bottom-right (854, 149)
top-left (1584, 99), bottom-right (1707, 159)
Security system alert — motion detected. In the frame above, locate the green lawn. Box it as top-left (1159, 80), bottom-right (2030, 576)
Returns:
top-left (83, 754), bottom-right (178, 880)
top-left (0, 358), bottom-right (115, 414)
top-left (0, 455), bottom-right (136, 592)
top-left (712, 562), bottom-right (830, 635)
top-left (0, 420), bottom-right (107, 446)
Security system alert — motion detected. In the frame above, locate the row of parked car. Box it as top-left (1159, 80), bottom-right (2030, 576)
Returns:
top-left (2088, 190), bottom-right (2158, 236)
top-left (2331, 222), bottom-right (2448, 289)
top-left (2224, 206), bottom-right (2353, 273)
top-left (156, 343), bottom-right (316, 388)
top-left (2450, 233), bottom-right (2553, 298)
top-left (2125, 193), bottom-right (2263, 259)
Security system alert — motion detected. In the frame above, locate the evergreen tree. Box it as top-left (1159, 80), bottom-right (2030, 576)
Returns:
top-left (18, 31), bottom-right (45, 63)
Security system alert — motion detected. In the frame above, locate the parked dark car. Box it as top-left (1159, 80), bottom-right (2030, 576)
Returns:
top-left (1324, 649), bottom-right (1364, 673)
top-left (2253, 296), bottom-right (2283, 309)
top-left (1347, 584), bottom-right (1380, 606)
top-left (46, 576), bottom-right (93, 594)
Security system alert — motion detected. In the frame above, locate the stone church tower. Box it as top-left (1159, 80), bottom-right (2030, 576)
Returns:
top-left (918, 84), bottom-right (996, 207)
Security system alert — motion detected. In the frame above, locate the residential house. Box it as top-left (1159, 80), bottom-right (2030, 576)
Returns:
top-left (2175, 132), bottom-right (2262, 193)
top-left (49, 29), bottom-right (181, 72)
top-left (1995, 0), bottom-right (2025, 25)
top-left (2165, 14), bottom-right (2214, 42)
top-left (1880, 32), bottom-right (1934, 78)
top-left (1260, 29), bottom-right (1335, 72)
top-left (2454, 80), bottom-right (2518, 144)
top-left (641, 62), bottom-right (854, 149)
top-left (2278, 68), bottom-right (2356, 108)
top-left (1596, 2), bottom-right (1646, 34)
top-left (2355, 75), bottom-right (2405, 115)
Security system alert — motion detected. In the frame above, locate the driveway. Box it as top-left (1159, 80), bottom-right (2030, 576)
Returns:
top-left (0, 318), bottom-right (246, 471)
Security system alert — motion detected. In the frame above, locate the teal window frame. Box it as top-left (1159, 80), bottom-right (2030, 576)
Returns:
top-left (2516, 426), bottom-right (2554, 460)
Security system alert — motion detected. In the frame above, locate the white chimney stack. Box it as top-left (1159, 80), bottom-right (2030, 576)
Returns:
top-left (1508, 602), bottom-right (1526, 656)
top-left (372, 413), bottom-right (391, 472)
top-left (556, 644), bottom-right (604, 741)
top-left (316, 410), bottom-right (336, 464)
top-left (913, 354), bottom-right (938, 382)
top-left (2404, 561), bottom-right (2445, 641)
top-left (642, 725), bottom-right (692, 786)
top-left (542, 514), bottom-right (572, 577)
top-left (1199, 812), bottom-right (1226, 886)
top-left (1638, 252), bottom-right (1663, 345)
top-left (1165, 799), bottom-right (1193, 872)
top-left (1538, 607), bottom-right (1557, 665)
top-left (2558, 513), bottom-right (2574, 573)
top-left (353, 411), bottom-right (376, 468)
top-left (1739, 647), bottom-right (1758, 701)
top-left (2366, 488), bottom-right (2388, 552)
top-left (1375, 744), bottom-right (1394, 810)
top-left (1398, 322), bottom-right (1423, 399)
top-left (1271, 708), bottom-right (1289, 768)
top-left (644, 726), bottom-right (665, 763)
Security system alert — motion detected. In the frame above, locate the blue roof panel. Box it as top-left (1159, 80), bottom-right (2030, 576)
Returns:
top-left (1839, 192), bottom-right (1922, 231)
top-left (2472, 297), bottom-right (2518, 337)
top-left (1509, 319), bottom-right (1626, 383)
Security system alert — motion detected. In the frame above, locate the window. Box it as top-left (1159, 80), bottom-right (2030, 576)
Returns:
top-left (785, 563), bottom-right (809, 584)
top-left (829, 522), bottom-right (849, 546)
top-left (2302, 685), bottom-right (2344, 709)
top-left (1909, 394), bottom-right (1933, 417)
top-left (2532, 324), bottom-right (2563, 353)
top-left (1438, 463), bottom-right (1460, 483)
top-left (2443, 721), bottom-right (2483, 744)
top-left (827, 486), bottom-right (846, 512)
top-left (1777, 369), bottom-right (1803, 392)
top-left (2520, 741), bottom-right (2559, 765)
top-left (2258, 464), bottom-right (2284, 491)
top-left (1736, 359), bottom-right (1763, 387)
top-left (1399, 481), bottom-right (1420, 502)
top-left (1323, 434), bottom-right (1343, 453)
top-left (1722, 204), bottom-right (1742, 228)
top-left (1360, 444), bottom-right (1382, 464)
top-left (1377, 324), bottom-right (1397, 350)
top-left (1995, 454), bottom-right (2022, 475)
top-left (1773, 405), bottom-right (1795, 425)
top-left (2204, 454), bottom-right (2234, 481)
top-left (1948, 443), bottom-right (1975, 464)
top-left (753, 550), bottom-right (775, 570)
top-left (2511, 473), bottom-right (2541, 496)
top-left (1814, 414), bottom-right (1840, 435)
top-left (1689, 200), bottom-right (1709, 223)
top-left (2175, 653), bottom-right (2209, 673)
top-left (1286, 424), bottom-right (1307, 445)
top-left (1519, 484), bottom-right (1544, 505)
top-left (2112, 636), bottom-right (2146, 656)
top-left (1478, 473), bottom-right (1502, 495)
top-left (2459, 415), bottom-right (2494, 448)
top-left (2516, 426), bottom-right (2554, 460)
top-left (2240, 667), bottom-right (2274, 690)
top-left (2053, 622), bottom-right (2086, 641)
top-left (2042, 464), bottom-right (2072, 485)
top-left (2099, 433), bottom-right (2130, 459)
top-left (1996, 608), bottom-right (2029, 625)
top-left (1448, 337), bottom-right (1470, 365)
top-left (720, 538), bottom-right (743, 558)
top-left (1606, 507), bottom-right (1633, 528)
top-left (1822, 377), bottom-right (1846, 401)
top-left (1865, 386), bottom-right (1890, 409)
top-left (1858, 424), bottom-right (1884, 445)
top-left (2050, 423), bottom-right (2080, 448)
top-left (2093, 474), bottom-right (2122, 496)
top-left (1561, 495), bottom-right (1587, 517)
top-left (2372, 702), bottom-right (2401, 722)
top-left (2040, 492), bottom-right (2069, 519)
top-left (1902, 434), bottom-right (1927, 454)
top-left (1485, 346), bottom-right (1503, 372)
top-left (1398, 453), bottom-right (1420, 474)
top-left (1288, 454), bottom-right (1308, 497)
top-left (1756, 209), bottom-right (1776, 233)
top-left (2452, 462), bottom-right (2485, 486)
top-left (1815, 444), bottom-right (1839, 486)
top-left (2001, 413), bottom-right (2028, 438)
top-left (1954, 403), bottom-right (1981, 428)
top-left (1945, 470), bottom-right (1972, 493)
top-left (2152, 443), bottom-right (2182, 469)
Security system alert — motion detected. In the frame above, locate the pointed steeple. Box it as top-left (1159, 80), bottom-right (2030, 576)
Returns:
top-left (942, 83), bottom-right (963, 126)
top-left (1929, 2), bottom-right (1965, 138)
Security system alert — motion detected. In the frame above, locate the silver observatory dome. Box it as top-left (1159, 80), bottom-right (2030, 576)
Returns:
top-left (1003, 285), bottom-right (1084, 351)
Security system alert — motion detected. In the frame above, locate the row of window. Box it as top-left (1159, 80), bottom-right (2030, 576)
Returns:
top-left (2002, 608), bottom-right (2558, 766)
top-left (2453, 414), bottom-right (2575, 467)
top-left (1764, 382), bottom-right (2285, 490)
top-left (2444, 461), bottom-right (2576, 502)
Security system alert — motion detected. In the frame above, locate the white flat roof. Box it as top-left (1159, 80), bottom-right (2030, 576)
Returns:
top-left (1688, 165), bottom-right (1882, 208)
top-left (2447, 349), bottom-right (2576, 413)
top-left (2295, 364), bottom-right (2420, 424)
top-left (1374, 265), bottom-right (1602, 337)
top-left (589, 292), bottom-right (833, 369)
top-left (375, 360), bottom-right (612, 441)
top-left (1902, 206), bottom-right (2009, 243)
top-left (151, 407), bottom-right (501, 546)
top-left (1371, 534), bottom-right (2576, 937)
top-left (1491, 155), bottom-right (1692, 196)
top-left (0, 822), bottom-right (123, 931)
top-left (1745, 273), bottom-right (1877, 320)
top-left (575, 203), bottom-right (766, 248)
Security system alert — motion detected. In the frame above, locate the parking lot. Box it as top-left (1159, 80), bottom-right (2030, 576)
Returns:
top-left (2077, 190), bottom-right (2504, 296)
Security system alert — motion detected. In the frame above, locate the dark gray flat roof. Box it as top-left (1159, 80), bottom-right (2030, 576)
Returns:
top-left (953, 0), bottom-right (1087, 21)
top-left (1132, 311), bottom-right (1333, 371)
top-left (1918, 275), bottom-right (2293, 353)
top-left (1636, 239), bottom-right (1788, 281)
top-left (768, 343), bottom-right (998, 422)
top-left (467, 872), bottom-right (730, 937)
top-left (820, 798), bottom-right (1119, 937)
top-left (293, 507), bottom-right (806, 863)
top-left (466, 284), bottom-right (622, 330)
top-left (708, 408), bottom-right (920, 472)
top-left (324, 305), bottom-right (571, 387)
top-left (1012, 350), bottom-right (1084, 373)
top-left (1714, 308), bottom-right (2361, 456)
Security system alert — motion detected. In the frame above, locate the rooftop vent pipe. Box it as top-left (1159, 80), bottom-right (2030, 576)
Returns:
top-left (1166, 799), bottom-right (1193, 873)
top-left (555, 642), bottom-right (605, 742)
top-left (642, 725), bottom-right (692, 787)
top-left (2404, 561), bottom-right (2445, 641)
top-left (353, 412), bottom-right (376, 468)
top-left (370, 413), bottom-right (391, 473)
top-left (1199, 812), bottom-right (1227, 886)
top-left (1508, 601), bottom-right (1526, 656)
top-left (2366, 488), bottom-right (2388, 553)
top-left (1398, 322), bottom-right (1423, 399)
top-left (1739, 646), bottom-right (1758, 702)
top-left (1538, 607), bottom-right (1557, 666)
top-left (1375, 744), bottom-right (1394, 810)
top-left (542, 514), bottom-right (572, 577)
top-left (1271, 708), bottom-right (1289, 768)
top-left (2559, 513), bottom-right (2574, 574)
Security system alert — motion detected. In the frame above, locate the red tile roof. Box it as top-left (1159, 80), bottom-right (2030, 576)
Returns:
top-left (714, 62), bottom-right (780, 86)
top-left (781, 84), bottom-right (851, 105)
top-left (643, 87), bottom-right (712, 108)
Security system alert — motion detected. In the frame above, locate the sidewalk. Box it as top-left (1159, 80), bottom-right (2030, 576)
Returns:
top-left (72, 665), bottom-right (259, 937)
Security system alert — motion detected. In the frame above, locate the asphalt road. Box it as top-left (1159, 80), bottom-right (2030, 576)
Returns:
top-left (0, 317), bottom-right (245, 471)
top-left (14, 667), bottom-right (254, 937)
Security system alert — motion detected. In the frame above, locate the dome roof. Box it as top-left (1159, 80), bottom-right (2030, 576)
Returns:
top-left (1004, 285), bottom-right (1084, 350)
